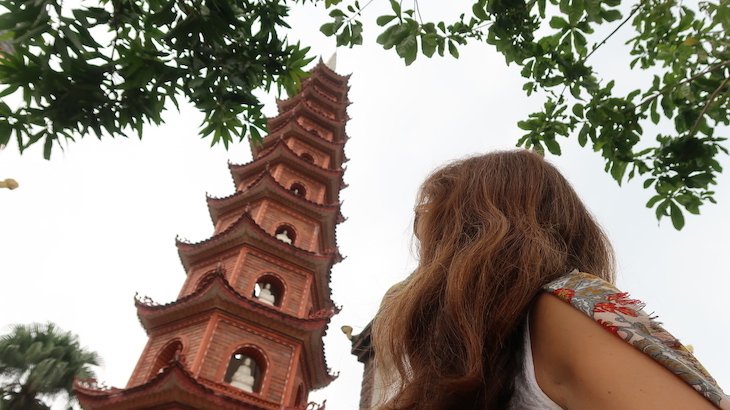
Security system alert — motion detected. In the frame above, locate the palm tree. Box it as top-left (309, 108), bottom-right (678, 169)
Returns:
top-left (0, 323), bottom-right (100, 410)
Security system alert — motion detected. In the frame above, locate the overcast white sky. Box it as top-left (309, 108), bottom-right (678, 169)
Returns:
top-left (1, 1), bottom-right (728, 409)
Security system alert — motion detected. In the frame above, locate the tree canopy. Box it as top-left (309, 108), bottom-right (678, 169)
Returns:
top-left (0, 0), bottom-right (727, 229)
top-left (0, 323), bottom-right (100, 410)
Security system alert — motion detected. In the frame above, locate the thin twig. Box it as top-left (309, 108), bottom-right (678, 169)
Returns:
top-left (688, 75), bottom-right (730, 137)
top-left (637, 60), bottom-right (730, 108)
top-left (583, 1), bottom-right (644, 62)
top-left (414, 0), bottom-right (423, 24)
top-left (344, 0), bottom-right (377, 23)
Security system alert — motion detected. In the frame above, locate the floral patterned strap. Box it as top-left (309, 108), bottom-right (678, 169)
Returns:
top-left (543, 270), bottom-right (730, 409)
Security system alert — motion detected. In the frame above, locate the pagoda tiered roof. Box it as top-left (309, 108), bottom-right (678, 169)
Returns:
top-left (250, 120), bottom-right (348, 166)
top-left (135, 270), bottom-right (335, 331)
top-left (276, 85), bottom-right (349, 119)
top-left (177, 212), bottom-right (340, 309)
top-left (266, 100), bottom-right (348, 143)
top-left (75, 360), bottom-right (289, 410)
top-left (308, 59), bottom-right (351, 89)
top-left (207, 171), bottom-right (343, 248)
top-left (77, 59), bottom-right (350, 409)
top-left (135, 271), bottom-right (338, 390)
top-left (229, 140), bottom-right (346, 204)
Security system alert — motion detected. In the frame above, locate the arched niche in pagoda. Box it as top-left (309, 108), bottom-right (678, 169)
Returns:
top-left (224, 346), bottom-right (267, 394)
top-left (299, 152), bottom-right (315, 164)
top-left (148, 339), bottom-right (183, 380)
top-left (252, 273), bottom-right (285, 308)
top-left (274, 224), bottom-right (297, 245)
top-left (289, 182), bottom-right (307, 199)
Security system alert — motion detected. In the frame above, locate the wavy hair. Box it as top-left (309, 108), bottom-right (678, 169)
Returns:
top-left (372, 150), bottom-right (614, 409)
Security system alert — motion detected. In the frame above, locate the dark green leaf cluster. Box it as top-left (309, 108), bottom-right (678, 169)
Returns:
top-left (319, 0), bottom-right (729, 230)
top-left (0, 0), bottom-right (314, 158)
top-left (0, 323), bottom-right (100, 410)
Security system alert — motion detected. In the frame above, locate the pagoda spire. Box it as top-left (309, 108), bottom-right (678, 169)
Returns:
top-left (325, 52), bottom-right (337, 71)
top-left (75, 62), bottom-right (352, 410)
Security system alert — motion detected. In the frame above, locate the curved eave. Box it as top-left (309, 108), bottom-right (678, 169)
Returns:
top-left (206, 172), bottom-right (344, 247)
top-left (303, 62), bottom-right (350, 96)
top-left (276, 87), bottom-right (348, 119)
top-left (134, 274), bottom-right (337, 390)
top-left (267, 102), bottom-right (347, 143)
top-left (311, 60), bottom-right (351, 87)
top-left (135, 272), bottom-right (333, 334)
top-left (74, 361), bottom-right (274, 410)
top-left (177, 212), bottom-right (341, 272)
top-left (229, 140), bottom-right (346, 204)
top-left (209, 171), bottom-right (343, 221)
top-left (305, 321), bottom-right (338, 390)
top-left (252, 120), bottom-right (348, 166)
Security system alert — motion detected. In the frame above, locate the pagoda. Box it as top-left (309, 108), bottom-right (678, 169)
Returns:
top-left (75, 58), bottom-right (351, 410)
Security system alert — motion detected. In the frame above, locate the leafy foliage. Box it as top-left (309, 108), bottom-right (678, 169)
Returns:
top-left (320, 0), bottom-right (729, 230)
top-left (0, 323), bottom-right (100, 410)
top-left (1, 0), bottom-right (728, 229)
top-left (0, 0), bottom-right (313, 158)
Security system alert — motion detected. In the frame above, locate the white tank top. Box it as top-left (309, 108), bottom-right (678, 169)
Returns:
top-left (508, 318), bottom-right (563, 409)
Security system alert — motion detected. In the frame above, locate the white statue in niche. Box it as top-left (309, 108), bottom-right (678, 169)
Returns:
top-left (230, 357), bottom-right (256, 393)
top-left (257, 283), bottom-right (276, 306)
top-left (275, 229), bottom-right (292, 244)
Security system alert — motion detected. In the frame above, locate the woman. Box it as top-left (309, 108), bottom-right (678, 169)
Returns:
top-left (372, 150), bottom-right (728, 409)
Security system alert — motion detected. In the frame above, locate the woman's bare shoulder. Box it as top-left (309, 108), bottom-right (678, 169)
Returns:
top-left (530, 292), bottom-right (719, 410)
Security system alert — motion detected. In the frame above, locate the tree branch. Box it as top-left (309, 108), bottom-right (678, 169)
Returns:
top-left (637, 60), bottom-right (730, 108)
top-left (688, 74), bottom-right (730, 137)
top-left (583, 1), bottom-right (644, 62)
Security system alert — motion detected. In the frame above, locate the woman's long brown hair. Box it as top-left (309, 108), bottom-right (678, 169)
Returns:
top-left (372, 150), bottom-right (614, 409)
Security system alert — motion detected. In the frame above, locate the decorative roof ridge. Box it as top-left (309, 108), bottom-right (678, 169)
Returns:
top-left (229, 139), bottom-right (346, 177)
top-left (303, 99), bottom-right (346, 123)
top-left (270, 120), bottom-right (347, 148)
top-left (207, 171), bottom-right (342, 212)
top-left (312, 58), bottom-right (352, 82)
top-left (135, 270), bottom-right (336, 325)
top-left (276, 86), bottom-right (346, 114)
top-left (267, 100), bottom-right (345, 134)
top-left (74, 360), bottom-right (271, 410)
top-left (176, 211), bottom-right (342, 262)
top-left (302, 76), bottom-right (340, 104)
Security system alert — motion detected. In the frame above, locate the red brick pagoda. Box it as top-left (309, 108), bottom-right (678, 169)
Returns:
top-left (75, 59), bottom-right (351, 410)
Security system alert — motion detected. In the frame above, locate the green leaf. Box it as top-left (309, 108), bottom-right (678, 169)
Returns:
top-left (649, 98), bottom-right (660, 124)
top-left (43, 134), bottom-right (54, 159)
top-left (0, 121), bottom-right (11, 146)
top-left (610, 160), bottom-right (628, 184)
top-left (472, 3), bottom-right (488, 20)
top-left (396, 34), bottom-right (418, 65)
top-left (390, 0), bottom-right (401, 16)
top-left (376, 15), bottom-right (397, 26)
top-left (656, 199), bottom-right (671, 220)
top-left (421, 34), bottom-right (438, 57)
top-left (549, 16), bottom-right (568, 29)
top-left (320, 22), bottom-right (337, 36)
top-left (601, 9), bottom-right (622, 22)
top-left (336, 25), bottom-right (351, 46)
top-left (669, 200), bottom-right (685, 230)
top-left (448, 41), bottom-right (459, 59)
top-left (578, 124), bottom-right (588, 146)
top-left (568, 0), bottom-right (584, 25)
top-left (572, 103), bottom-right (584, 117)
top-left (646, 194), bottom-right (663, 208)
top-left (544, 138), bottom-right (562, 155)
